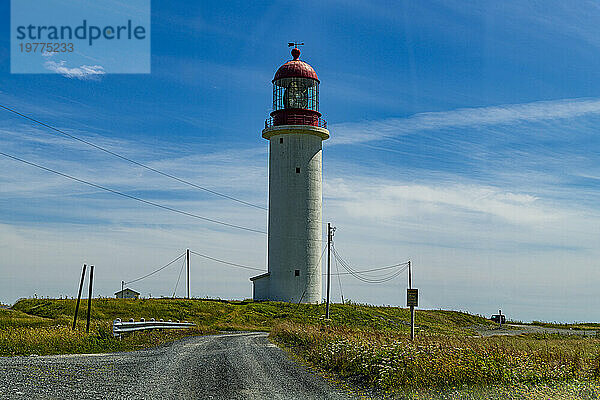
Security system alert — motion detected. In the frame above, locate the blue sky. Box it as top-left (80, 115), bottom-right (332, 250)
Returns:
top-left (1, 1), bottom-right (599, 322)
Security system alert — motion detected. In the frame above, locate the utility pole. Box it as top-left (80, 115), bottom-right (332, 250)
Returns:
top-left (72, 264), bottom-right (86, 330)
top-left (408, 260), bottom-right (412, 289)
top-left (121, 280), bottom-right (124, 296)
top-left (409, 261), bottom-right (414, 340)
top-left (186, 249), bottom-right (190, 299)
top-left (86, 265), bottom-right (94, 333)
top-left (325, 223), bottom-right (333, 319)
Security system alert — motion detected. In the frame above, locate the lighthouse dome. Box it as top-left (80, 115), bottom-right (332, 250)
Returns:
top-left (273, 48), bottom-right (319, 82)
top-left (268, 46), bottom-right (326, 129)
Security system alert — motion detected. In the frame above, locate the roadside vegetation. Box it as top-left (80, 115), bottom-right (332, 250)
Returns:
top-left (11, 298), bottom-right (497, 335)
top-left (2, 298), bottom-right (491, 356)
top-left (4, 298), bottom-right (600, 398)
top-left (271, 321), bottom-right (600, 398)
top-left (0, 307), bottom-right (211, 356)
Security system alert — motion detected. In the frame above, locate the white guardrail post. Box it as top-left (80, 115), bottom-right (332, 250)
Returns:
top-left (112, 318), bottom-right (195, 338)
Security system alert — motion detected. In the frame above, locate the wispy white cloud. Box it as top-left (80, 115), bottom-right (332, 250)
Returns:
top-left (2, 104), bottom-right (600, 321)
top-left (331, 97), bottom-right (600, 145)
top-left (326, 178), bottom-right (549, 225)
top-left (44, 60), bottom-right (105, 80)
top-left (323, 173), bottom-right (600, 321)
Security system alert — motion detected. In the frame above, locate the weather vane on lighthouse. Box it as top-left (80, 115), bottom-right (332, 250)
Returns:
top-left (250, 44), bottom-right (329, 303)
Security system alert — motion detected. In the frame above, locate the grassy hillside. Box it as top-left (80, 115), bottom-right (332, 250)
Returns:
top-left (0, 298), bottom-right (495, 357)
top-left (0, 301), bottom-right (214, 356)
top-left (11, 298), bottom-right (494, 335)
top-left (5, 298), bottom-right (600, 397)
top-left (0, 308), bottom-right (54, 328)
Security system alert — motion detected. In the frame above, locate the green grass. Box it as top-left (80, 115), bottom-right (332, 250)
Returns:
top-left (374, 381), bottom-right (600, 399)
top-left (0, 321), bottom-right (212, 357)
top-left (11, 298), bottom-right (495, 336)
top-left (271, 321), bottom-right (600, 395)
top-left (1, 298), bottom-right (494, 357)
top-left (0, 308), bottom-right (55, 329)
top-left (0, 302), bottom-right (215, 356)
top-left (4, 298), bottom-right (600, 397)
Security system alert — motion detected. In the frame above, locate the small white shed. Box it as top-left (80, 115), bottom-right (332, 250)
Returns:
top-left (115, 288), bottom-right (140, 299)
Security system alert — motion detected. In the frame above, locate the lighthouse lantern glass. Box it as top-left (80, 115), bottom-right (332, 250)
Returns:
top-left (273, 77), bottom-right (319, 112)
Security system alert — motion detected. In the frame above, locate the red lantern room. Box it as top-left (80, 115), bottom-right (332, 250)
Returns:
top-left (267, 47), bottom-right (327, 128)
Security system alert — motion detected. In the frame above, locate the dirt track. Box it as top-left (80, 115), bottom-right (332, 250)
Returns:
top-left (473, 323), bottom-right (598, 337)
top-left (0, 332), bottom-right (358, 400)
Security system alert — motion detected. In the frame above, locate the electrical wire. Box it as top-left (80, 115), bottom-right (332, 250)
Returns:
top-left (0, 104), bottom-right (267, 211)
top-left (332, 244), bottom-right (409, 283)
top-left (333, 250), bottom-right (399, 282)
top-left (323, 250), bottom-right (409, 277)
top-left (189, 250), bottom-right (266, 272)
top-left (333, 248), bottom-right (344, 303)
top-left (125, 252), bottom-right (185, 285)
top-left (328, 263), bottom-right (410, 276)
top-left (296, 244), bottom-right (328, 305)
top-left (332, 244), bottom-right (409, 275)
top-left (0, 151), bottom-right (267, 234)
top-left (172, 255), bottom-right (187, 298)
top-left (339, 261), bottom-right (407, 283)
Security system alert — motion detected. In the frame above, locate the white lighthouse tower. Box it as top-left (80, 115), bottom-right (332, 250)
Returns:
top-left (251, 46), bottom-right (329, 303)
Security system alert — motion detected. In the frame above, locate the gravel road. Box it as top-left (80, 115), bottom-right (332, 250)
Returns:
top-left (0, 332), bottom-right (358, 400)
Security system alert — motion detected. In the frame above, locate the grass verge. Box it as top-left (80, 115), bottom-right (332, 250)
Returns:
top-left (2, 298), bottom-right (494, 357)
top-left (270, 321), bottom-right (600, 395)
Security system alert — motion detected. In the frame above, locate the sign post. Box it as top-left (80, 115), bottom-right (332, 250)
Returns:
top-left (407, 260), bottom-right (418, 340)
top-left (407, 288), bottom-right (418, 340)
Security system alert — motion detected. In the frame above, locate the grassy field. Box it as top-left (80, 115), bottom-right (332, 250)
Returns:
top-left (271, 322), bottom-right (600, 398)
top-left (4, 298), bottom-right (600, 398)
top-left (1, 297), bottom-right (493, 357)
top-left (0, 306), bottom-right (212, 356)
top-left (10, 298), bottom-right (496, 335)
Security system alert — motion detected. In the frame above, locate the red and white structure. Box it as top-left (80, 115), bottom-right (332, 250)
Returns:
top-left (251, 46), bottom-right (329, 303)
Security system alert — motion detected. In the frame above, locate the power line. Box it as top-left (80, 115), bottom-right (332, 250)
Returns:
top-left (332, 262), bottom-right (410, 276)
top-left (323, 248), bottom-right (409, 276)
top-left (0, 104), bottom-right (267, 211)
top-left (172, 255), bottom-right (187, 297)
top-left (189, 250), bottom-right (266, 272)
top-left (333, 248), bottom-right (344, 303)
top-left (296, 243), bottom-right (328, 305)
top-left (331, 243), bottom-right (409, 274)
top-left (0, 151), bottom-right (267, 234)
top-left (332, 244), bottom-right (409, 283)
top-left (125, 252), bottom-right (185, 285)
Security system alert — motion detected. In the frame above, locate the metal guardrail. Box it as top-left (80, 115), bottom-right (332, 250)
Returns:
top-left (112, 318), bottom-right (195, 338)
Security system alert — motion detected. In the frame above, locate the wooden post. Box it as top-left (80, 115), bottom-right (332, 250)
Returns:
top-left (72, 264), bottom-right (86, 330)
top-left (186, 249), bottom-right (190, 299)
top-left (86, 265), bottom-right (94, 333)
top-left (325, 223), bottom-right (332, 319)
top-left (410, 305), bottom-right (415, 340)
top-left (409, 261), bottom-right (414, 340)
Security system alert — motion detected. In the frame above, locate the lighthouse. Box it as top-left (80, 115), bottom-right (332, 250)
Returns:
top-left (250, 46), bottom-right (329, 303)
